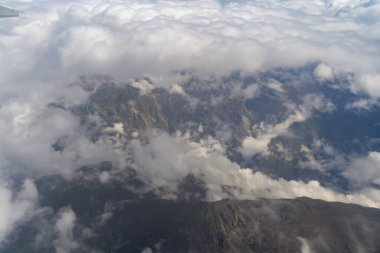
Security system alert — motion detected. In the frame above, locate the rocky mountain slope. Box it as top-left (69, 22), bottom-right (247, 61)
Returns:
top-left (3, 66), bottom-right (380, 252)
top-left (3, 171), bottom-right (380, 253)
top-left (70, 67), bottom-right (380, 192)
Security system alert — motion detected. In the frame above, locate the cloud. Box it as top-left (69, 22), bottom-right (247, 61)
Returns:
top-left (353, 73), bottom-right (380, 97)
top-left (54, 207), bottom-right (78, 253)
top-left (240, 108), bottom-right (308, 157)
top-left (0, 0), bottom-right (379, 248)
top-left (0, 1), bottom-right (378, 240)
top-left (239, 93), bottom-right (335, 157)
top-left (0, 0), bottom-right (377, 175)
top-left (126, 131), bottom-right (380, 208)
top-left (141, 248), bottom-right (153, 253)
top-left (267, 79), bottom-right (286, 93)
top-left (314, 63), bottom-right (334, 80)
top-left (344, 152), bottom-right (380, 187)
top-left (0, 179), bottom-right (38, 245)
top-left (0, 97), bottom-right (118, 177)
top-left (0, 0), bottom-right (379, 95)
top-left (242, 84), bottom-right (260, 99)
top-left (299, 237), bottom-right (313, 253)
top-left (299, 145), bottom-right (324, 171)
top-left (345, 98), bottom-right (379, 111)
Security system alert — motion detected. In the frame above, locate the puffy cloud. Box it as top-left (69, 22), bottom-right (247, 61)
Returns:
top-left (314, 63), bottom-right (334, 80)
top-left (0, 0), bottom-right (379, 95)
top-left (344, 152), bottom-right (380, 187)
top-left (345, 98), bottom-right (379, 111)
top-left (0, 179), bottom-right (38, 244)
top-left (126, 132), bottom-right (380, 208)
top-left (240, 109), bottom-right (308, 157)
top-left (103, 122), bottom-right (125, 135)
top-left (0, 97), bottom-right (118, 176)
top-left (302, 93), bottom-right (336, 113)
top-left (354, 73), bottom-right (380, 97)
top-left (242, 84), bottom-right (260, 99)
top-left (239, 93), bottom-right (334, 157)
top-left (141, 248), bottom-right (153, 253)
top-left (267, 80), bottom-right (285, 93)
top-left (0, 0), bottom-right (377, 175)
top-left (54, 207), bottom-right (78, 253)
top-left (299, 237), bottom-right (313, 253)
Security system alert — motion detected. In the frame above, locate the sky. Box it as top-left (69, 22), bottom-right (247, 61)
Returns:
top-left (1, 0), bottom-right (380, 246)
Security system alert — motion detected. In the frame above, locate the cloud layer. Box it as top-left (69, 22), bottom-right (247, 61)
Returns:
top-left (127, 132), bottom-right (380, 208)
top-left (0, 179), bottom-right (38, 244)
top-left (1, 0), bottom-right (380, 95)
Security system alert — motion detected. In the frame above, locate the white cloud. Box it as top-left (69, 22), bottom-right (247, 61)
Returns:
top-left (169, 83), bottom-right (187, 96)
top-left (240, 109), bottom-right (307, 157)
top-left (344, 152), bottom-right (380, 187)
top-left (54, 207), bottom-right (78, 253)
top-left (242, 84), bottom-right (260, 99)
top-left (299, 237), bottom-right (313, 253)
top-left (354, 73), bottom-right (380, 97)
top-left (0, 0), bottom-right (377, 178)
top-left (126, 132), bottom-right (380, 208)
top-left (239, 93), bottom-right (334, 157)
top-left (0, 97), bottom-right (118, 176)
top-left (314, 63), bottom-right (334, 80)
top-left (267, 80), bottom-right (285, 93)
top-left (0, 179), bottom-right (38, 245)
top-left (141, 248), bottom-right (153, 253)
top-left (345, 98), bottom-right (379, 111)
top-left (99, 171), bottom-right (111, 184)
top-left (302, 93), bottom-right (336, 113)
top-left (0, 0), bottom-right (379, 95)
top-left (103, 122), bottom-right (125, 135)
top-left (299, 145), bottom-right (324, 171)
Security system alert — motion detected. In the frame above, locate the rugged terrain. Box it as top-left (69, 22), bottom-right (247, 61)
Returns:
top-left (3, 66), bottom-right (380, 252)
top-left (4, 171), bottom-right (380, 253)
top-left (71, 67), bottom-right (380, 192)
top-left (2, 1), bottom-right (380, 252)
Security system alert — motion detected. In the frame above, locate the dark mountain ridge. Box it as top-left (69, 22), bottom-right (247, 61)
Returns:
top-left (4, 173), bottom-right (380, 253)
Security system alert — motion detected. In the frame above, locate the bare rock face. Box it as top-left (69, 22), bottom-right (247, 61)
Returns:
top-left (98, 198), bottom-right (380, 253)
top-left (71, 71), bottom-right (380, 191)
top-left (3, 171), bottom-right (380, 253)
top-left (4, 69), bottom-right (380, 253)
